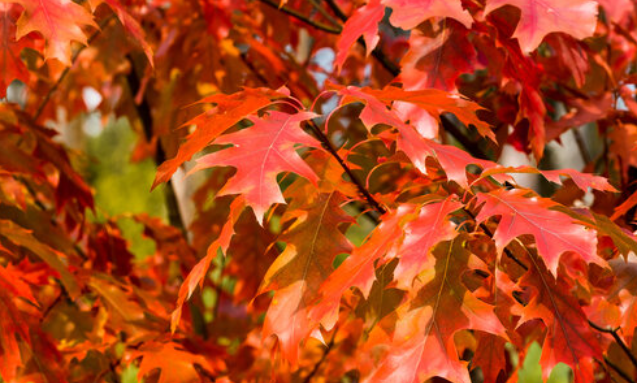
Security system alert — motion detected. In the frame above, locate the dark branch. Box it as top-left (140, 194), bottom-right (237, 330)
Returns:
top-left (590, 320), bottom-right (637, 371)
top-left (441, 114), bottom-right (491, 160)
top-left (303, 329), bottom-right (338, 383)
top-left (307, 120), bottom-right (387, 215)
top-left (256, 0), bottom-right (341, 34)
top-left (323, 0), bottom-right (347, 21)
top-left (604, 356), bottom-right (637, 383)
top-left (125, 56), bottom-right (186, 235)
top-left (308, 0), bottom-right (340, 27)
top-left (463, 208), bottom-right (529, 270)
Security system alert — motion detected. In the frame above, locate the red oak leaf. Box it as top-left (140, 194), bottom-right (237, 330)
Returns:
top-left (333, 85), bottom-right (501, 186)
top-left (310, 205), bottom-right (419, 331)
top-left (0, 264), bottom-right (31, 382)
top-left (171, 197), bottom-right (246, 333)
top-left (475, 188), bottom-right (604, 275)
top-left (399, 21), bottom-right (476, 91)
top-left (0, 4), bottom-right (30, 98)
top-left (133, 341), bottom-right (220, 383)
top-left (6, 0), bottom-right (97, 65)
top-left (606, 259), bottom-right (637, 342)
top-left (101, 0), bottom-right (154, 66)
top-left (612, 190), bottom-right (637, 221)
top-left (484, 0), bottom-right (598, 53)
top-left (335, 0), bottom-right (384, 71)
top-left (472, 332), bottom-right (508, 383)
top-left (153, 87), bottom-right (291, 188)
top-left (478, 166), bottom-right (617, 192)
top-left (383, 0), bottom-right (473, 30)
top-left (190, 111), bottom-right (320, 223)
top-left (260, 191), bottom-right (353, 363)
top-left (393, 197), bottom-right (463, 289)
top-left (519, 259), bottom-right (603, 382)
top-left (365, 238), bottom-right (507, 383)
top-left (360, 85), bottom-right (494, 139)
top-left (396, 123), bottom-right (503, 187)
top-left (0, 219), bottom-right (80, 298)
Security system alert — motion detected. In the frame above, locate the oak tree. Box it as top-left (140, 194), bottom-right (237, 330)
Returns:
top-left (1, 0), bottom-right (637, 382)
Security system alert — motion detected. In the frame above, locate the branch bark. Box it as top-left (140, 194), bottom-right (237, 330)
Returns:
top-left (125, 56), bottom-right (187, 235)
top-left (589, 320), bottom-right (637, 371)
top-left (307, 120), bottom-right (387, 215)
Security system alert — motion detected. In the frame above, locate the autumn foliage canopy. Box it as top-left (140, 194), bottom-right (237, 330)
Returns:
top-left (3, 0), bottom-right (637, 382)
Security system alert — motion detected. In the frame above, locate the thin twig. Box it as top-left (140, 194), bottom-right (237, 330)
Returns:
top-left (307, 120), bottom-right (387, 215)
top-left (604, 356), bottom-right (637, 383)
top-left (441, 114), bottom-right (491, 160)
top-left (256, 0), bottom-right (341, 34)
top-left (589, 320), bottom-right (637, 371)
top-left (34, 14), bottom-right (117, 120)
top-left (261, 0), bottom-right (401, 76)
top-left (323, 0), bottom-right (347, 21)
top-left (308, 0), bottom-right (340, 27)
top-left (369, 46), bottom-right (400, 76)
top-left (463, 208), bottom-right (529, 270)
top-left (303, 328), bottom-right (338, 383)
top-left (40, 292), bottom-right (63, 323)
top-left (260, 0), bottom-right (495, 161)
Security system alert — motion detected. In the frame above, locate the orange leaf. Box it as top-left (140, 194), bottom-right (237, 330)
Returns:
top-left (153, 88), bottom-right (291, 188)
top-left (133, 341), bottom-right (219, 383)
top-left (8, 0), bottom-right (97, 65)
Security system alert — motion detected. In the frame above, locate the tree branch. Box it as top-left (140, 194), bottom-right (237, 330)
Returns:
top-left (323, 0), bottom-right (347, 21)
top-left (589, 320), bottom-right (637, 371)
top-left (463, 208), bottom-right (529, 271)
top-left (441, 114), bottom-right (491, 160)
top-left (308, 0), bottom-right (340, 27)
top-left (125, 56), bottom-right (187, 236)
top-left (604, 356), bottom-right (637, 383)
top-left (256, 0), bottom-right (341, 34)
top-left (307, 120), bottom-right (387, 215)
top-left (303, 328), bottom-right (338, 383)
